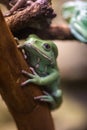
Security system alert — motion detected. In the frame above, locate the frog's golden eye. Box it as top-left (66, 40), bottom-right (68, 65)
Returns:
top-left (43, 43), bottom-right (51, 51)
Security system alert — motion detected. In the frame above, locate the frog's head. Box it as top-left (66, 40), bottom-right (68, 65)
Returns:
top-left (18, 34), bottom-right (58, 65)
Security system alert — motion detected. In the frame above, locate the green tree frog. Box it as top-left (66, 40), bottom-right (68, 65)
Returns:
top-left (62, 1), bottom-right (87, 43)
top-left (18, 34), bottom-right (62, 110)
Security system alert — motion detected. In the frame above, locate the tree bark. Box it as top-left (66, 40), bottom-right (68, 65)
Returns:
top-left (3, 0), bottom-right (74, 40)
top-left (5, 12), bottom-right (74, 40)
top-left (5, 0), bottom-right (56, 32)
top-left (0, 10), bottom-right (54, 130)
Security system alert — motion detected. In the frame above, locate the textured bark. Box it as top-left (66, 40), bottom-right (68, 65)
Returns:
top-left (3, 0), bottom-right (74, 40)
top-left (5, 12), bottom-right (74, 40)
top-left (5, 0), bottom-right (56, 32)
top-left (0, 10), bottom-right (54, 130)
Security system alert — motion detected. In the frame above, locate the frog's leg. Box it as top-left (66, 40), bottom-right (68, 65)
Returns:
top-left (34, 91), bottom-right (57, 110)
top-left (34, 90), bottom-right (62, 110)
top-left (21, 67), bottom-right (59, 86)
top-left (52, 89), bottom-right (62, 109)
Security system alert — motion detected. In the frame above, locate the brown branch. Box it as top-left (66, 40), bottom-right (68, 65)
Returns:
top-left (0, 10), bottom-right (54, 130)
top-left (45, 25), bottom-right (74, 40)
top-left (5, 12), bottom-right (74, 40)
top-left (29, 25), bottom-right (74, 40)
top-left (2, 0), bottom-right (75, 40)
top-left (3, 0), bottom-right (74, 40)
top-left (10, 25), bottom-right (74, 41)
top-left (5, 0), bottom-right (56, 32)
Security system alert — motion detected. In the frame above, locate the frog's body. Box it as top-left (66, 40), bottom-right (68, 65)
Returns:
top-left (18, 34), bottom-right (62, 109)
top-left (62, 1), bottom-right (87, 43)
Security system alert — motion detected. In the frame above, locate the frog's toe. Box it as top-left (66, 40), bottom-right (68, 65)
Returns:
top-left (21, 79), bottom-right (31, 86)
top-left (30, 67), bottom-right (38, 75)
top-left (21, 78), bottom-right (36, 86)
top-left (34, 95), bottom-right (54, 103)
top-left (42, 91), bottom-right (49, 96)
top-left (22, 70), bottom-right (34, 78)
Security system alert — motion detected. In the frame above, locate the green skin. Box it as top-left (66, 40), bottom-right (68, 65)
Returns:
top-left (62, 1), bottom-right (87, 43)
top-left (18, 34), bottom-right (62, 110)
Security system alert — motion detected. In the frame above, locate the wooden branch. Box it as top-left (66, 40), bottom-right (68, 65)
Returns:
top-left (11, 25), bottom-right (74, 41)
top-left (45, 25), bottom-right (74, 40)
top-left (5, 14), bottom-right (74, 40)
top-left (3, 0), bottom-right (74, 40)
top-left (0, 10), bottom-right (54, 130)
top-left (27, 25), bottom-right (74, 40)
top-left (5, 0), bottom-right (56, 32)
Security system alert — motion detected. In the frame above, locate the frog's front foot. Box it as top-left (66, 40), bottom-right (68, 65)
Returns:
top-left (21, 68), bottom-right (41, 86)
top-left (21, 70), bottom-right (35, 86)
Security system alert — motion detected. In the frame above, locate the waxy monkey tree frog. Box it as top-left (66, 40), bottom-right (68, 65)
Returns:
top-left (62, 1), bottom-right (87, 43)
top-left (18, 34), bottom-right (62, 110)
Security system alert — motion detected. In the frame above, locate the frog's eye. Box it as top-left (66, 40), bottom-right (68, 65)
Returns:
top-left (43, 43), bottom-right (51, 51)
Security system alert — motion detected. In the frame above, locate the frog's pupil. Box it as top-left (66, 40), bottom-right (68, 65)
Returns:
top-left (44, 43), bottom-right (50, 49)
